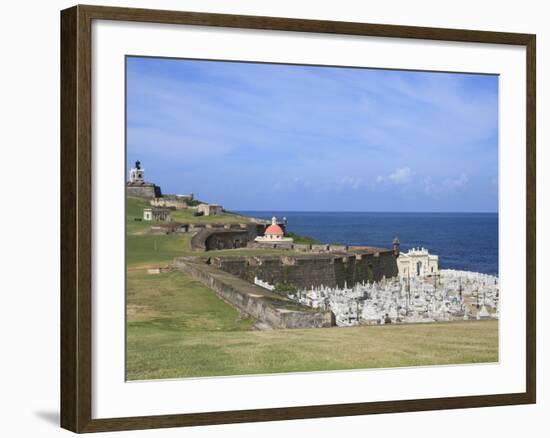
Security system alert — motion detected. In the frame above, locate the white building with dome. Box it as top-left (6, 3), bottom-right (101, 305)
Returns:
top-left (254, 217), bottom-right (294, 243)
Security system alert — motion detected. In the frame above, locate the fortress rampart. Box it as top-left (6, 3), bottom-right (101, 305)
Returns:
top-left (174, 258), bottom-right (334, 329)
top-left (150, 194), bottom-right (193, 209)
top-left (209, 249), bottom-right (398, 289)
top-left (126, 183), bottom-right (161, 199)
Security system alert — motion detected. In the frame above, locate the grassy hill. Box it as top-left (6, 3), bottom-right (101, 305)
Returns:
top-left (127, 197), bottom-right (259, 231)
top-left (126, 196), bottom-right (305, 265)
top-left (125, 195), bottom-right (499, 380)
top-left (284, 231), bottom-right (320, 244)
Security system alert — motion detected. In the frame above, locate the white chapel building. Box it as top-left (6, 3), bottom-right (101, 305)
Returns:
top-left (397, 247), bottom-right (439, 279)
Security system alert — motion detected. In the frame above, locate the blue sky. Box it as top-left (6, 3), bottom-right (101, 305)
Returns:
top-left (126, 57), bottom-right (498, 213)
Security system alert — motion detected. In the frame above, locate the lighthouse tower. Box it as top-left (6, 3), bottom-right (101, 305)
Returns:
top-left (126, 159), bottom-right (162, 199)
top-left (129, 160), bottom-right (145, 184)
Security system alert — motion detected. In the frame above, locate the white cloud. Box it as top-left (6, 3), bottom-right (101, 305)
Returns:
top-left (377, 167), bottom-right (412, 185)
top-left (339, 176), bottom-right (365, 190)
top-left (445, 173), bottom-right (469, 189)
top-left (273, 177), bottom-right (312, 192)
top-left (423, 176), bottom-right (437, 194)
top-left (422, 173), bottom-right (469, 196)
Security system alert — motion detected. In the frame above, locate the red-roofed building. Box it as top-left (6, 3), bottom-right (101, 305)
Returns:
top-left (255, 217), bottom-right (294, 243)
top-left (264, 223), bottom-right (284, 236)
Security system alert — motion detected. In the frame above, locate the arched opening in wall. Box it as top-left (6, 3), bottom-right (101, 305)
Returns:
top-left (234, 239), bottom-right (241, 248)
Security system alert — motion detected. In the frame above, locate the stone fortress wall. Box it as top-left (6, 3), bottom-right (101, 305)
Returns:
top-left (198, 229), bottom-right (250, 250)
top-left (190, 223), bottom-right (265, 250)
top-left (150, 194), bottom-right (193, 209)
top-left (174, 258), bottom-right (334, 329)
top-left (126, 183), bottom-right (161, 199)
top-left (210, 249), bottom-right (398, 290)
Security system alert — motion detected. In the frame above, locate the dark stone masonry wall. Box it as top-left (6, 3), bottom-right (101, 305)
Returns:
top-left (210, 250), bottom-right (398, 289)
top-left (126, 183), bottom-right (161, 199)
top-left (205, 230), bottom-right (250, 250)
top-left (191, 224), bottom-right (261, 251)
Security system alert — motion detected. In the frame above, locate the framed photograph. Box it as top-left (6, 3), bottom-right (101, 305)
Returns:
top-left (60, 4), bottom-right (536, 433)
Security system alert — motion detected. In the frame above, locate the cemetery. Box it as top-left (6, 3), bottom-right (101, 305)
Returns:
top-left (272, 269), bottom-right (499, 326)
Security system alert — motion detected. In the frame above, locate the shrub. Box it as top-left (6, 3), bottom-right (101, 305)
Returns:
top-left (284, 232), bottom-right (320, 244)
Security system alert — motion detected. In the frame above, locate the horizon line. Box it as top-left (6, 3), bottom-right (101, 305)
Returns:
top-left (232, 209), bottom-right (499, 214)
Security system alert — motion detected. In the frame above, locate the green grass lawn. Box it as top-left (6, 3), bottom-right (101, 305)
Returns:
top-left (126, 270), bottom-right (499, 380)
top-left (126, 234), bottom-right (192, 266)
top-left (127, 270), bottom-right (255, 330)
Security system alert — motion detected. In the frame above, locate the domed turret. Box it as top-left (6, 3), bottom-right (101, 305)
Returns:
top-left (265, 217), bottom-right (284, 236)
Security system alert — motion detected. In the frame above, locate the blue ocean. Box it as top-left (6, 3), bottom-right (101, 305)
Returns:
top-left (238, 212), bottom-right (499, 276)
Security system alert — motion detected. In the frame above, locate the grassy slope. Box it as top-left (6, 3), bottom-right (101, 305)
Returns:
top-left (126, 196), bottom-right (499, 380)
top-left (127, 196), bottom-right (257, 226)
top-left (127, 270), bottom-right (255, 330)
top-left (285, 231), bottom-right (320, 244)
top-left (127, 197), bottom-right (305, 265)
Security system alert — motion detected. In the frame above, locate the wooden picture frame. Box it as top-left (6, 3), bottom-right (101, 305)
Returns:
top-left (60, 4), bottom-right (536, 433)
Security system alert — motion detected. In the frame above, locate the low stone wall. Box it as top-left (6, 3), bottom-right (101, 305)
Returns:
top-left (248, 242), bottom-right (377, 254)
top-left (211, 250), bottom-right (398, 289)
top-left (174, 258), bottom-right (334, 329)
